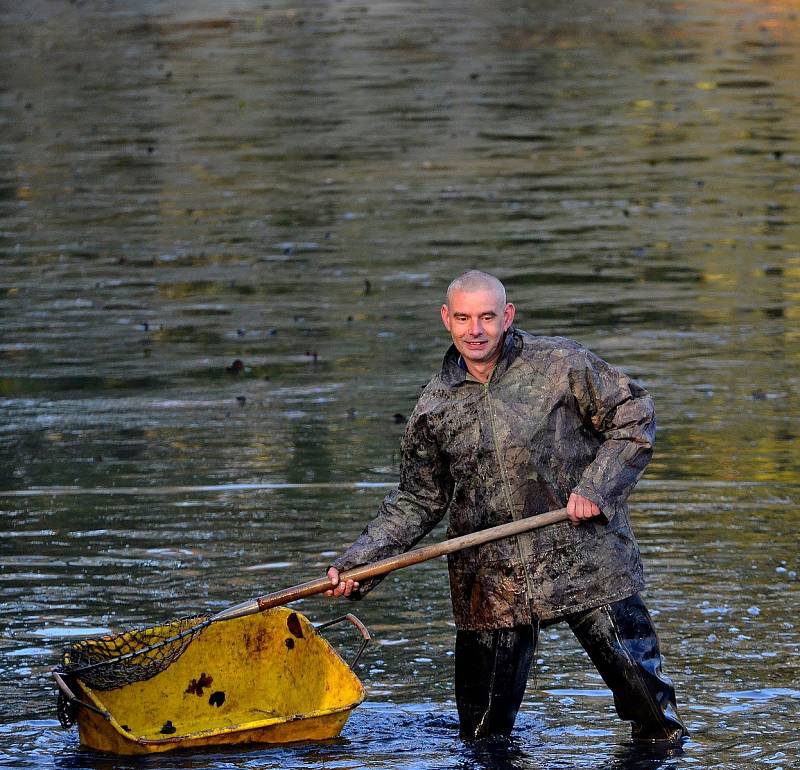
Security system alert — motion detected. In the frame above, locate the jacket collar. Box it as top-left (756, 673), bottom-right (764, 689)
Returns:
top-left (440, 327), bottom-right (523, 387)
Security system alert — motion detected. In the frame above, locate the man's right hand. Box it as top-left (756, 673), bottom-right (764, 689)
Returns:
top-left (566, 491), bottom-right (601, 524)
top-left (325, 567), bottom-right (359, 598)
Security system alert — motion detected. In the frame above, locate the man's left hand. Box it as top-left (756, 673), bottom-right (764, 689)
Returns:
top-left (567, 492), bottom-right (601, 524)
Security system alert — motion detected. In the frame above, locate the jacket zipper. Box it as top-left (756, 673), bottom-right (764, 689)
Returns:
top-left (483, 378), bottom-right (536, 617)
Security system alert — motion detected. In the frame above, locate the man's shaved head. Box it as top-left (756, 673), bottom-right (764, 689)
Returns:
top-left (441, 270), bottom-right (515, 382)
top-left (446, 270), bottom-right (507, 307)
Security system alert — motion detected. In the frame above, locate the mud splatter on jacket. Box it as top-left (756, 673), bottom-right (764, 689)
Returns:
top-left (333, 328), bottom-right (654, 629)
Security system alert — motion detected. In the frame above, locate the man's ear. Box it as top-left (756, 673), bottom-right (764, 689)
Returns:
top-left (503, 302), bottom-right (516, 331)
top-left (441, 303), bottom-right (452, 331)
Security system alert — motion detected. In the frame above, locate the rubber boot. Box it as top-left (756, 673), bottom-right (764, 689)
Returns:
top-left (566, 593), bottom-right (688, 741)
top-left (454, 626), bottom-right (535, 741)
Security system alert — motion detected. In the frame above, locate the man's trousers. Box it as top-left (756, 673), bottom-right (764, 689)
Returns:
top-left (454, 593), bottom-right (687, 741)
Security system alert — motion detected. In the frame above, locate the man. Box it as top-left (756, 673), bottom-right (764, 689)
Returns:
top-left (327, 270), bottom-right (687, 743)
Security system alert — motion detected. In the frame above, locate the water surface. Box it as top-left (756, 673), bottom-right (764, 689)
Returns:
top-left (1, 1), bottom-right (799, 768)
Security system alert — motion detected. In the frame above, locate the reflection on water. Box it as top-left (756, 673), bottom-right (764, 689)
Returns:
top-left (1, 700), bottom-right (797, 770)
top-left (1, 0), bottom-right (799, 768)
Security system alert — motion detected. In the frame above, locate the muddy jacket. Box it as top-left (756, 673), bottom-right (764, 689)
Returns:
top-left (333, 328), bottom-right (654, 629)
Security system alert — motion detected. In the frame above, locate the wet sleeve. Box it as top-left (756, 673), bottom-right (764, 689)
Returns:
top-left (569, 350), bottom-right (656, 524)
top-left (331, 409), bottom-right (454, 598)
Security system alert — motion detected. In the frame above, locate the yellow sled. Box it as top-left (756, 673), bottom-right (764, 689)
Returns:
top-left (53, 608), bottom-right (368, 755)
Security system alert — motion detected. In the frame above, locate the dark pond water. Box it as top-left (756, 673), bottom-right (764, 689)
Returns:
top-left (1, 1), bottom-right (799, 768)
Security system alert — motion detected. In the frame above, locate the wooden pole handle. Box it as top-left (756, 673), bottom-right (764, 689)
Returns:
top-left (215, 508), bottom-right (569, 621)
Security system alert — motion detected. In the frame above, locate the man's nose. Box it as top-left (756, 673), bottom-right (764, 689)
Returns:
top-left (469, 318), bottom-right (482, 337)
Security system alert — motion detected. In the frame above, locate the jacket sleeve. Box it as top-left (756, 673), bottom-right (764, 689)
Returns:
top-left (331, 407), bottom-right (454, 598)
top-left (569, 349), bottom-right (656, 523)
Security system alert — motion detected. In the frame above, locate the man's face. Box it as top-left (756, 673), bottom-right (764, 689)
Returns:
top-left (440, 288), bottom-right (515, 370)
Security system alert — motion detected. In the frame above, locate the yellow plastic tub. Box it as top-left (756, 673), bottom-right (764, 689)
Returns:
top-left (54, 608), bottom-right (368, 755)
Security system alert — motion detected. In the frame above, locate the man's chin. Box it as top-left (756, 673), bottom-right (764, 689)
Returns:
top-left (460, 351), bottom-right (491, 365)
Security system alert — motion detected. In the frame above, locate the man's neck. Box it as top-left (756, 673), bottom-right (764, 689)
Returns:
top-left (465, 360), bottom-right (495, 383)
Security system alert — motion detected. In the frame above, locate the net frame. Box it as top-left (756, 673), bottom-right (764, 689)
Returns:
top-left (55, 613), bottom-right (212, 700)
